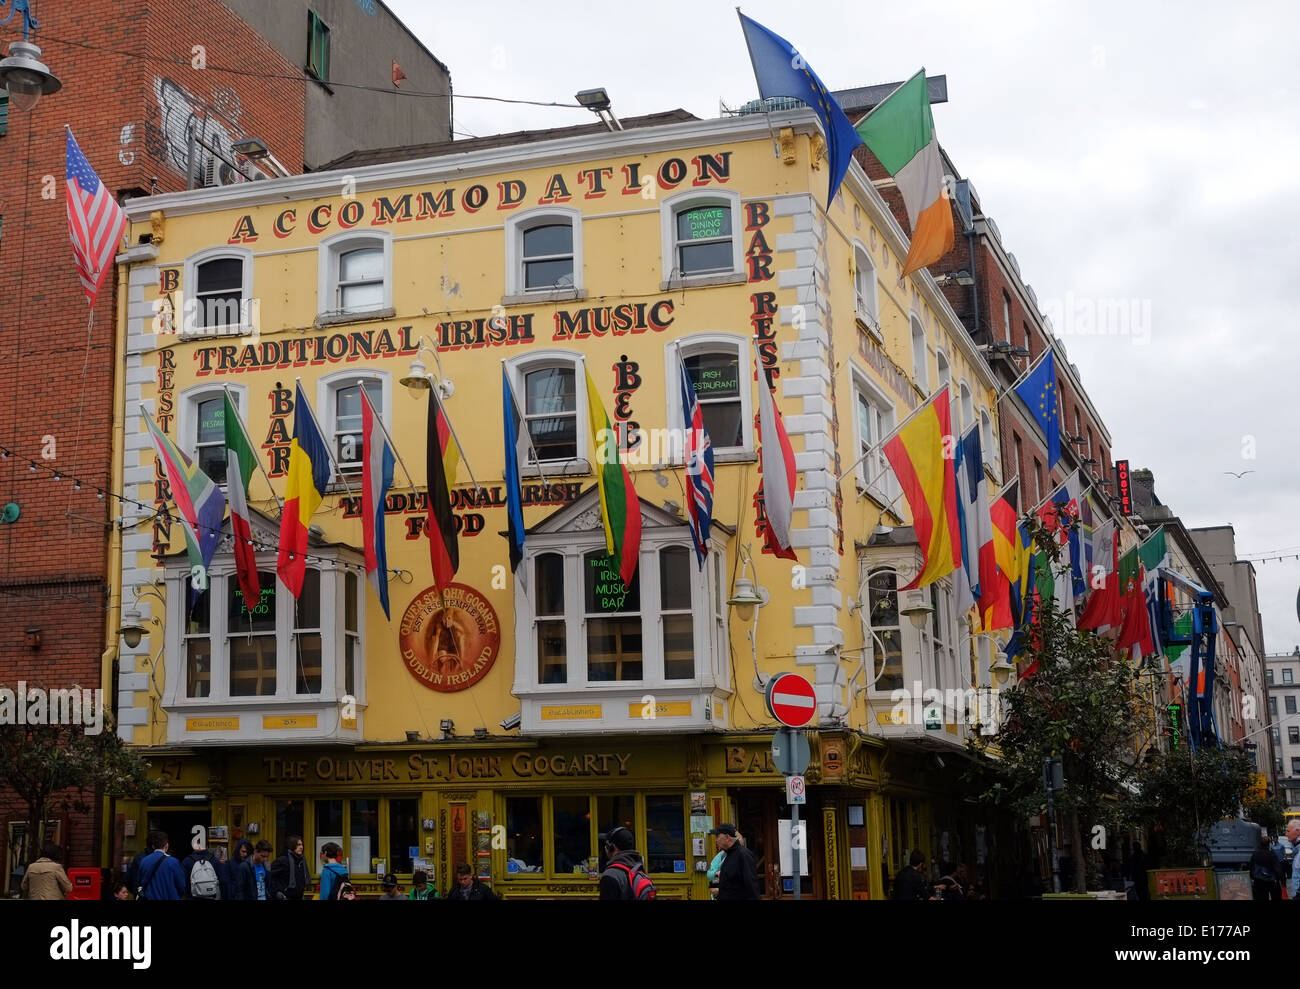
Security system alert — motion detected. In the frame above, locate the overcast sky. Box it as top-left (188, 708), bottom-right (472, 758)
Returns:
top-left (391, 0), bottom-right (1300, 654)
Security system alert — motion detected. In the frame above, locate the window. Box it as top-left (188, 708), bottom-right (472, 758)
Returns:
top-left (318, 371), bottom-right (390, 482)
top-left (318, 232), bottom-right (393, 320)
top-left (0, 93), bottom-right (8, 137)
top-left (306, 10), bottom-right (331, 83)
top-left (1087, 426), bottom-right (1095, 461)
top-left (1285, 668), bottom-right (1294, 684)
top-left (910, 316), bottom-right (928, 391)
top-left (1001, 292), bottom-right (1011, 343)
top-left (505, 797), bottom-right (544, 872)
top-left (1289, 727), bottom-right (1299, 744)
top-left (585, 551), bottom-right (643, 682)
top-left (535, 553), bottom-right (566, 684)
top-left (1287, 695), bottom-right (1297, 715)
top-left (179, 385), bottom-right (247, 489)
top-left (388, 799), bottom-right (418, 874)
top-left (552, 795), bottom-right (590, 873)
top-left (344, 571), bottom-right (359, 699)
top-left (660, 547), bottom-right (694, 680)
top-left (183, 248), bottom-right (252, 335)
top-left (936, 350), bottom-right (951, 396)
top-left (865, 570), bottom-right (904, 693)
top-left (305, 797), bottom-right (411, 876)
top-left (669, 336), bottom-right (752, 456)
top-left (854, 244), bottom-right (879, 329)
top-left (958, 382), bottom-right (974, 434)
top-left (275, 800), bottom-right (304, 849)
top-left (229, 571), bottom-right (277, 697)
top-left (507, 353), bottom-right (588, 470)
top-left (1268, 668), bottom-right (1276, 684)
top-left (980, 410), bottom-right (997, 475)
top-left (1273, 727), bottom-right (1282, 746)
top-left (852, 373), bottom-right (899, 504)
top-left (1013, 437), bottom-right (1024, 508)
top-left (1292, 757), bottom-right (1300, 776)
top-left (1271, 696), bottom-right (1279, 716)
top-left (1033, 458), bottom-right (1043, 504)
top-left (294, 570), bottom-right (323, 694)
top-left (505, 209), bottom-right (583, 299)
top-left (660, 191), bottom-right (742, 285)
top-left (645, 795), bottom-right (686, 874)
top-left (184, 576), bottom-right (212, 698)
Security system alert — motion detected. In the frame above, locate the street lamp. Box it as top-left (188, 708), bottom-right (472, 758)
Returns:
top-left (0, 1), bottom-right (61, 111)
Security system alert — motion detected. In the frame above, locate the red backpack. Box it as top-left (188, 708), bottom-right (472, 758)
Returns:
top-left (607, 862), bottom-right (657, 900)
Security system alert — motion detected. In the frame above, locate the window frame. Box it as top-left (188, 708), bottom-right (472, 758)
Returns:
top-left (850, 368), bottom-right (900, 506)
top-left (505, 351), bottom-right (590, 477)
top-left (663, 333), bottom-right (754, 461)
top-left (1289, 726), bottom-right (1299, 745)
top-left (504, 207), bottom-right (584, 302)
top-left (1285, 668), bottom-right (1294, 684)
top-left (178, 384), bottom-right (248, 490)
top-left (910, 315), bottom-right (929, 393)
top-left (316, 369), bottom-right (392, 486)
top-left (317, 230), bottom-right (394, 323)
top-left (182, 246), bottom-right (253, 337)
top-left (979, 408), bottom-right (998, 481)
top-left (660, 189), bottom-right (744, 289)
top-left (306, 10), bottom-right (331, 84)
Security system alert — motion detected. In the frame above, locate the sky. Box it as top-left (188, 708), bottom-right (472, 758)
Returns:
top-left (389, 0), bottom-right (1300, 654)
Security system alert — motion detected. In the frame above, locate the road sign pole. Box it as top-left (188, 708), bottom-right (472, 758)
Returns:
top-left (792, 788), bottom-right (800, 902)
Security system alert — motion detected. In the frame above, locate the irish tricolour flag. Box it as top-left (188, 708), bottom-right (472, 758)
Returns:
top-left (855, 69), bottom-right (955, 276)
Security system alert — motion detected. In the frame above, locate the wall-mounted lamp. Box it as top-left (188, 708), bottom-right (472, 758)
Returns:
top-left (727, 575), bottom-right (768, 623)
top-left (439, 718), bottom-right (455, 739)
top-left (405, 731), bottom-right (420, 743)
top-left (937, 270), bottom-right (975, 287)
top-left (0, 0), bottom-right (61, 114)
top-left (990, 657), bottom-right (1015, 687)
top-left (399, 339), bottom-right (455, 399)
top-left (24, 627), bottom-right (40, 650)
top-left (898, 588), bottom-right (934, 630)
top-left (118, 608), bottom-right (159, 649)
top-left (474, 727), bottom-right (488, 740)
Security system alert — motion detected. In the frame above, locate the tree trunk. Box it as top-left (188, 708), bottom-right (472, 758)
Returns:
top-left (1071, 808), bottom-right (1087, 894)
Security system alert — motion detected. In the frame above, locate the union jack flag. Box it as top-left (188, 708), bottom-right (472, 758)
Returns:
top-left (65, 129), bottom-right (127, 305)
top-left (677, 351), bottom-right (715, 569)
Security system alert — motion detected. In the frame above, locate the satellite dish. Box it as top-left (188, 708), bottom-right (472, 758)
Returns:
top-left (1, 502), bottom-right (19, 523)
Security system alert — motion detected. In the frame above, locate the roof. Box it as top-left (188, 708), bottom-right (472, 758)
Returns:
top-left (321, 109), bottom-right (699, 171)
top-left (833, 76), bottom-right (948, 117)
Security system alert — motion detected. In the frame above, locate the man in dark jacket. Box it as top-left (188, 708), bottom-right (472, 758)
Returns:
top-left (221, 839), bottom-right (254, 900)
top-left (598, 826), bottom-right (653, 900)
top-left (136, 831), bottom-right (187, 901)
top-left (711, 823), bottom-right (760, 900)
top-left (180, 844), bottom-right (222, 899)
top-left (445, 863), bottom-right (496, 900)
top-left (892, 851), bottom-right (930, 901)
top-left (233, 839), bottom-right (274, 901)
top-left (268, 836), bottom-right (309, 900)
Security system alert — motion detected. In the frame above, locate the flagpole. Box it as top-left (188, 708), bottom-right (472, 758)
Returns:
top-left (1027, 468), bottom-right (1082, 517)
top-left (221, 384), bottom-right (284, 512)
top-left (735, 7), bottom-right (784, 160)
top-left (293, 377), bottom-right (356, 499)
top-left (852, 67), bottom-right (924, 126)
top-left (994, 347), bottom-right (1052, 403)
top-left (991, 474), bottom-right (1019, 505)
top-left (427, 375), bottom-right (484, 494)
top-left (357, 383), bottom-right (420, 500)
top-left (835, 381), bottom-right (954, 488)
top-left (499, 359), bottom-right (550, 489)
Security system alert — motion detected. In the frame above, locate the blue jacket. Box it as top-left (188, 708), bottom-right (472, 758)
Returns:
top-left (318, 861), bottom-right (349, 900)
top-left (1287, 839), bottom-right (1300, 899)
top-left (138, 850), bottom-right (186, 901)
top-left (234, 857), bottom-right (272, 901)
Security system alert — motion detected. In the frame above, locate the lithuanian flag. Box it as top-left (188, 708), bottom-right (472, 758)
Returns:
top-left (586, 368), bottom-right (641, 587)
top-left (855, 69), bottom-right (955, 276)
top-left (277, 382), bottom-right (331, 598)
top-left (882, 388), bottom-right (960, 590)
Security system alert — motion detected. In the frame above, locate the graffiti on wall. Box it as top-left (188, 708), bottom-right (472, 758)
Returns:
top-left (145, 77), bottom-right (248, 185)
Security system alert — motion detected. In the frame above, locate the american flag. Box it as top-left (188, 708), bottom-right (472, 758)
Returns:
top-left (677, 351), bottom-right (715, 569)
top-left (65, 129), bottom-right (127, 305)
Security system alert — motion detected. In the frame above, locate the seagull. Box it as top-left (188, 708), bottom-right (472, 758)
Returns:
top-left (1223, 470), bottom-right (1254, 479)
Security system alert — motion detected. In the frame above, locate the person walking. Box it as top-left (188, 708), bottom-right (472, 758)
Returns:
top-left (710, 823), bottom-right (760, 900)
top-left (598, 827), bottom-right (656, 900)
top-left (1286, 820), bottom-right (1300, 901)
top-left (21, 843), bottom-right (72, 901)
top-left (136, 831), bottom-right (186, 901)
top-left (444, 863), bottom-right (496, 900)
top-left (892, 851), bottom-right (930, 901)
top-left (318, 842), bottom-right (351, 900)
top-left (233, 839), bottom-right (274, 901)
top-left (220, 839), bottom-right (253, 900)
top-left (1252, 833), bottom-right (1284, 901)
top-left (180, 843), bottom-right (222, 900)
top-left (269, 836), bottom-right (309, 900)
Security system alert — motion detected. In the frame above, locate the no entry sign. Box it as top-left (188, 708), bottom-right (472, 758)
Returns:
top-left (766, 672), bottom-right (817, 728)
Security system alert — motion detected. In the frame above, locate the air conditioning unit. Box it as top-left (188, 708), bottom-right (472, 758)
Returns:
top-left (202, 157), bottom-right (247, 187)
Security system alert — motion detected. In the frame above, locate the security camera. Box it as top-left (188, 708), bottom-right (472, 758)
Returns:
top-left (500, 711), bottom-right (521, 730)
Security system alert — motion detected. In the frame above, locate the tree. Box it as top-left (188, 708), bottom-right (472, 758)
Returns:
top-left (967, 514), bottom-right (1152, 893)
top-left (1130, 744), bottom-right (1255, 863)
top-left (1244, 793), bottom-right (1286, 837)
top-left (0, 705), bottom-right (159, 867)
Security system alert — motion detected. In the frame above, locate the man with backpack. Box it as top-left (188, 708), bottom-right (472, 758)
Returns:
top-left (598, 826), bottom-right (656, 900)
top-left (234, 839), bottom-right (274, 901)
top-left (318, 842), bottom-right (353, 900)
top-left (135, 830), bottom-right (186, 901)
top-left (181, 842), bottom-right (222, 900)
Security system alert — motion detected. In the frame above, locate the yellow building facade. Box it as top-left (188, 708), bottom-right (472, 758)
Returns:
top-left (108, 108), bottom-right (1010, 898)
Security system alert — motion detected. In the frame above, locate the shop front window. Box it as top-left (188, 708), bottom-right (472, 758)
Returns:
top-left (388, 798), bottom-right (418, 874)
top-left (314, 799), bottom-right (344, 873)
top-left (350, 799), bottom-right (379, 870)
top-left (275, 799), bottom-right (304, 851)
top-left (552, 795), bottom-right (592, 875)
top-left (506, 797), bottom-right (544, 873)
top-left (645, 795), bottom-right (686, 875)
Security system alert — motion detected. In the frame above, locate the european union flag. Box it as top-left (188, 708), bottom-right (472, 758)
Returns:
top-left (1014, 350), bottom-right (1061, 468)
top-left (738, 11), bottom-right (863, 205)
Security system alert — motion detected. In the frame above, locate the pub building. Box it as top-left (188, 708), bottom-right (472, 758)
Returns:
top-left (107, 104), bottom-right (1019, 897)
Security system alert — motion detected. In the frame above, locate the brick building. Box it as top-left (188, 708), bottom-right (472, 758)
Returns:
top-left (0, 0), bottom-right (444, 892)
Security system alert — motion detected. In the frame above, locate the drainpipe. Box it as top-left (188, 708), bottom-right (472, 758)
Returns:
top-left (99, 241), bottom-right (130, 870)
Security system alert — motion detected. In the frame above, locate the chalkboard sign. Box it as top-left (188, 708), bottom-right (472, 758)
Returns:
top-left (584, 553), bottom-right (640, 614)
top-left (678, 206), bottom-right (730, 242)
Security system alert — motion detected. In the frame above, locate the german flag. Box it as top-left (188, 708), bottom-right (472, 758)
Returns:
top-left (427, 394), bottom-right (460, 592)
top-left (882, 388), bottom-right (960, 590)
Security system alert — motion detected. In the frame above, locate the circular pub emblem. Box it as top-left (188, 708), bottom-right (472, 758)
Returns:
top-left (399, 583), bottom-right (500, 692)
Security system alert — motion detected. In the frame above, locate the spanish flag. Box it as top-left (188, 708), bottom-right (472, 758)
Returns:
top-left (586, 368), bottom-right (641, 587)
top-left (882, 388), bottom-right (960, 590)
top-left (277, 382), bottom-right (331, 598)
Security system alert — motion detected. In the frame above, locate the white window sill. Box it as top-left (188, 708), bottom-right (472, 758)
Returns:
top-left (176, 324), bottom-right (255, 340)
top-left (660, 271), bottom-right (746, 292)
top-left (650, 450), bottom-right (756, 469)
top-left (521, 459), bottom-right (590, 479)
top-left (502, 289), bottom-right (586, 307)
top-left (314, 306), bottom-right (396, 328)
